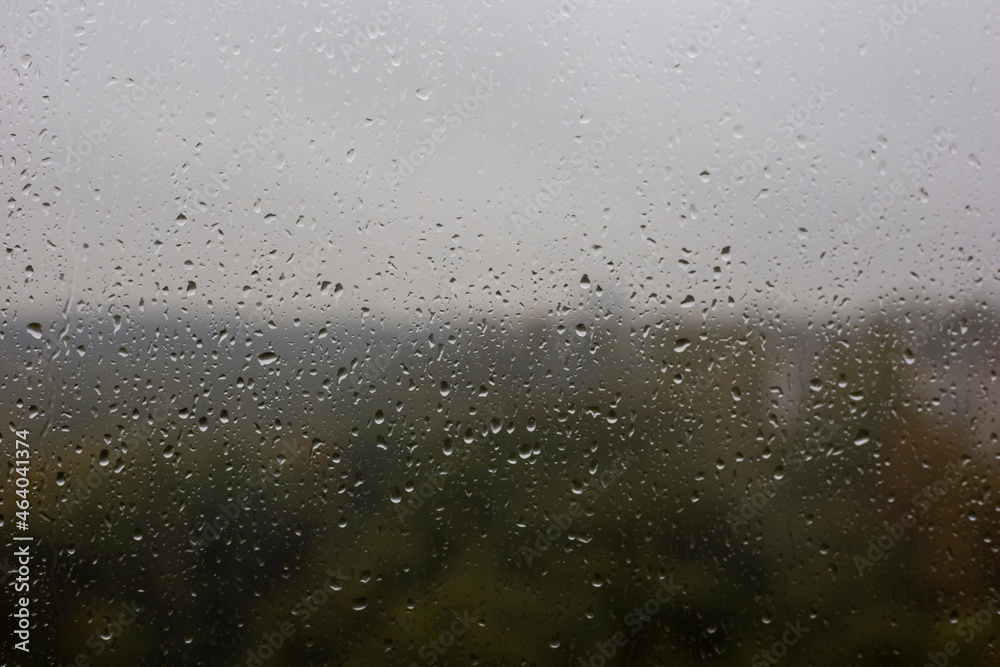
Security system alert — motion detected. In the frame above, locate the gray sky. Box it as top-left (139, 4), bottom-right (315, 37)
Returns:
top-left (3, 0), bottom-right (998, 327)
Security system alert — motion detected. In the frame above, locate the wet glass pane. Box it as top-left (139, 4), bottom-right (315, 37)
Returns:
top-left (2, 0), bottom-right (998, 664)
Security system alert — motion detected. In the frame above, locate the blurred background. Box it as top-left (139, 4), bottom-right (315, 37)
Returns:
top-left (1, 0), bottom-right (999, 664)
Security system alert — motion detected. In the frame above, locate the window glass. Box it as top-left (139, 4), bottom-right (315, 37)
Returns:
top-left (2, 0), bottom-right (998, 664)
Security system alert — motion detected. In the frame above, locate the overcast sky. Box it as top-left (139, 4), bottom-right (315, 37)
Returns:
top-left (3, 0), bottom-right (998, 328)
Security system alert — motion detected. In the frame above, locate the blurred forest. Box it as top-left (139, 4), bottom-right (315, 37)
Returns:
top-left (1, 292), bottom-right (998, 666)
